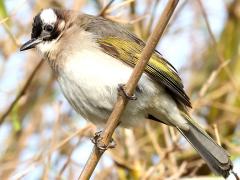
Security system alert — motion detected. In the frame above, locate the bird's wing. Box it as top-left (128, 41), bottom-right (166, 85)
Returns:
top-left (78, 14), bottom-right (191, 107)
top-left (97, 37), bottom-right (191, 107)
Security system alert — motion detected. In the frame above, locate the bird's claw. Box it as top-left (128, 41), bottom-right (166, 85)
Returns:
top-left (231, 170), bottom-right (239, 180)
top-left (91, 130), bottom-right (116, 151)
top-left (118, 84), bottom-right (137, 100)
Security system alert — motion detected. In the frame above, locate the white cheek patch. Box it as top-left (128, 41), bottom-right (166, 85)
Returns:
top-left (40, 8), bottom-right (57, 24)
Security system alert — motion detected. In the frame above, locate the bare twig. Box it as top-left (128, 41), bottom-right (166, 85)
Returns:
top-left (0, 17), bottom-right (9, 24)
top-left (192, 60), bottom-right (230, 109)
top-left (162, 125), bottom-right (177, 172)
top-left (212, 123), bottom-right (221, 145)
top-left (206, 101), bottom-right (240, 115)
top-left (0, 59), bottom-right (44, 125)
top-left (105, 0), bottom-right (134, 14)
top-left (98, 0), bottom-right (115, 17)
top-left (106, 14), bottom-right (148, 25)
top-left (58, 139), bottom-right (82, 177)
top-left (0, 0), bottom-right (27, 25)
top-left (78, 1), bottom-right (179, 179)
top-left (144, 0), bottom-right (160, 37)
top-left (11, 163), bottom-right (38, 179)
top-left (52, 124), bottom-right (94, 152)
top-left (166, 161), bottom-right (187, 180)
top-left (43, 102), bottom-right (61, 180)
top-left (188, 160), bottom-right (204, 177)
top-left (199, 60), bottom-right (230, 97)
top-left (146, 122), bottom-right (164, 157)
top-left (2, 22), bottom-right (19, 46)
top-left (196, 0), bottom-right (239, 91)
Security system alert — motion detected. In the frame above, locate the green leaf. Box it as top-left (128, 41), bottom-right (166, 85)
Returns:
top-left (11, 105), bottom-right (21, 132)
top-left (0, 0), bottom-right (7, 18)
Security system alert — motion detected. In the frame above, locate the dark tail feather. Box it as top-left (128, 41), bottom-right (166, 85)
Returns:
top-left (177, 121), bottom-right (233, 178)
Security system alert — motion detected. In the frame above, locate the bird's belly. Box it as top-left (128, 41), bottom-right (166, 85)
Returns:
top-left (57, 49), bottom-right (158, 126)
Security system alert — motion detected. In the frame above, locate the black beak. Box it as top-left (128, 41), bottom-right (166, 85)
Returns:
top-left (20, 38), bottom-right (42, 51)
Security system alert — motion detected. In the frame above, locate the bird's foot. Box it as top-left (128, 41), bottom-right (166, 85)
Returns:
top-left (118, 84), bottom-right (137, 100)
top-left (231, 170), bottom-right (239, 180)
top-left (91, 130), bottom-right (116, 151)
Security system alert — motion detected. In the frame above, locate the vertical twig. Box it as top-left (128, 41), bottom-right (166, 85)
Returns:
top-left (78, 0), bottom-right (179, 179)
top-left (213, 123), bottom-right (221, 145)
top-left (146, 122), bottom-right (164, 157)
top-left (43, 102), bottom-right (61, 180)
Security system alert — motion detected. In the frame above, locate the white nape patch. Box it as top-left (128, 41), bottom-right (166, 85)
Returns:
top-left (40, 8), bottom-right (57, 24)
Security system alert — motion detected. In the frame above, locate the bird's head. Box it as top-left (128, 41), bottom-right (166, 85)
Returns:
top-left (20, 8), bottom-right (69, 55)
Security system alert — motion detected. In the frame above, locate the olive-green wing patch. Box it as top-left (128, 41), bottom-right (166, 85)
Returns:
top-left (97, 37), bottom-right (191, 107)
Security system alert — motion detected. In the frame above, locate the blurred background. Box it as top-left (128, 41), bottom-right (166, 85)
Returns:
top-left (0, 0), bottom-right (240, 179)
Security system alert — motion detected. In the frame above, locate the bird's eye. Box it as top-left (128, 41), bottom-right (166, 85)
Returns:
top-left (44, 24), bottom-right (54, 32)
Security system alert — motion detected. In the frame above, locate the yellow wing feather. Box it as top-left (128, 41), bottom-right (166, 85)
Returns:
top-left (97, 37), bottom-right (191, 107)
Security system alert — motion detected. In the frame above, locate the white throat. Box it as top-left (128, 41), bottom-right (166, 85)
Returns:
top-left (36, 39), bottom-right (58, 57)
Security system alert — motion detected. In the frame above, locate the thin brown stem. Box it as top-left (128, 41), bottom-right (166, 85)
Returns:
top-left (78, 1), bottom-right (179, 179)
top-left (0, 59), bottom-right (44, 125)
top-left (196, 0), bottom-right (239, 92)
top-left (98, 0), bottom-right (115, 17)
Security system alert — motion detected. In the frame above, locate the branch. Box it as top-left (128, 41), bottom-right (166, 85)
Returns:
top-left (196, 0), bottom-right (239, 92)
top-left (0, 59), bottom-right (44, 125)
top-left (78, 0), bottom-right (179, 179)
top-left (98, 0), bottom-right (115, 17)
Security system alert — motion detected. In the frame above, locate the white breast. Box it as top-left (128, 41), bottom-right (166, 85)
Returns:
top-left (64, 48), bottom-right (133, 91)
top-left (58, 47), bottom-right (158, 126)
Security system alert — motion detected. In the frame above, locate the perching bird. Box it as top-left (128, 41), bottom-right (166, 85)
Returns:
top-left (20, 8), bottom-right (233, 178)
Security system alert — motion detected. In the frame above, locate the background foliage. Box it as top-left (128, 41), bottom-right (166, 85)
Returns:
top-left (0, 0), bottom-right (239, 179)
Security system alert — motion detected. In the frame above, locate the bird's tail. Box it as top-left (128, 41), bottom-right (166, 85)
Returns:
top-left (177, 116), bottom-right (233, 178)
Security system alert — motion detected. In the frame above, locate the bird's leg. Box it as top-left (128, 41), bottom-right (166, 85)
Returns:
top-left (231, 170), bottom-right (239, 180)
top-left (91, 130), bottom-right (116, 151)
top-left (118, 83), bottom-right (137, 100)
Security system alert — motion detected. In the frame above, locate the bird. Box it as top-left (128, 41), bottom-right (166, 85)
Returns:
top-left (20, 8), bottom-right (233, 178)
